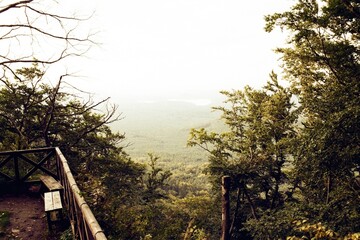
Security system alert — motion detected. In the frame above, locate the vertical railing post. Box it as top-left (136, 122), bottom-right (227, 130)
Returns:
top-left (221, 176), bottom-right (231, 240)
top-left (13, 153), bottom-right (21, 194)
top-left (14, 154), bottom-right (20, 183)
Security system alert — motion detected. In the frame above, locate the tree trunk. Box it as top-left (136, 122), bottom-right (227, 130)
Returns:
top-left (230, 186), bottom-right (241, 236)
top-left (243, 184), bottom-right (258, 220)
top-left (222, 176), bottom-right (231, 240)
top-left (183, 218), bottom-right (195, 240)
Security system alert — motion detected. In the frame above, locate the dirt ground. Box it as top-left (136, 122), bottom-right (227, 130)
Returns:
top-left (0, 194), bottom-right (53, 239)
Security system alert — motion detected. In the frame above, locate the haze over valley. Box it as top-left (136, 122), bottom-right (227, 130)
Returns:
top-left (111, 95), bottom-right (226, 160)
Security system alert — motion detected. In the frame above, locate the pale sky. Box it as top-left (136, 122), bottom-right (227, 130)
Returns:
top-left (61, 1), bottom-right (294, 103)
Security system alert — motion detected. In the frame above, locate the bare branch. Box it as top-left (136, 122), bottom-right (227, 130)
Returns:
top-left (0, 24), bottom-right (91, 42)
top-left (27, 5), bottom-right (94, 22)
top-left (0, 0), bottom-right (33, 14)
top-left (0, 0), bottom-right (96, 78)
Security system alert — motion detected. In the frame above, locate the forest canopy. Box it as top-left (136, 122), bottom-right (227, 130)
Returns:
top-left (0, 0), bottom-right (359, 239)
top-left (189, 0), bottom-right (359, 239)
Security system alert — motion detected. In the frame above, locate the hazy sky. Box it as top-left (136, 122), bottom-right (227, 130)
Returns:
top-left (64, 1), bottom-right (294, 103)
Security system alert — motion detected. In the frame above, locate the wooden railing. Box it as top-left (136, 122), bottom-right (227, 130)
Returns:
top-left (0, 147), bottom-right (107, 240)
top-left (0, 147), bottom-right (57, 183)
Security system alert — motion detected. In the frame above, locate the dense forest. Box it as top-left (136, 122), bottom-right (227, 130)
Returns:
top-left (0, 0), bottom-right (359, 239)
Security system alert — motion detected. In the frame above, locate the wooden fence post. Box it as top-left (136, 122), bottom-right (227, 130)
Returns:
top-left (221, 176), bottom-right (231, 240)
top-left (14, 154), bottom-right (20, 184)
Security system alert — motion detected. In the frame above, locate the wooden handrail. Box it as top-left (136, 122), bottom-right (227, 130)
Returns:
top-left (55, 147), bottom-right (107, 240)
top-left (0, 147), bottom-right (55, 156)
top-left (0, 147), bottom-right (107, 240)
top-left (0, 147), bottom-right (56, 183)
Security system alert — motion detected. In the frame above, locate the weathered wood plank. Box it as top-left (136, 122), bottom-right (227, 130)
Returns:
top-left (0, 147), bottom-right (55, 156)
top-left (40, 175), bottom-right (63, 191)
top-left (44, 191), bottom-right (63, 230)
top-left (44, 191), bottom-right (62, 212)
top-left (52, 191), bottom-right (62, 210)
top-left (44, 192), bottom-right (53, 212)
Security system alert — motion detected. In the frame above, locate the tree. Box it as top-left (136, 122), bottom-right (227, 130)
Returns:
top-left (142, 153), bottom-right (172, 203)
top-left (266, 0), bottom-right (360, 235)
top-left (0, 0), bottom-right (94, 78)
top-left (0, 65), bottom-right (146, 238)
top-left (188, 75), bottom-right (298, 239)
top-left (188, 1), bottom-right (359, 238)
top-left (177, 195), bottom-right (220, 240)
top-left (0, 64), bottom-right (120, 152)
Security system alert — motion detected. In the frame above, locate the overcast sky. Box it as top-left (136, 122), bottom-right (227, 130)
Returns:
top-left (63, 1), bottom-right (294, 104)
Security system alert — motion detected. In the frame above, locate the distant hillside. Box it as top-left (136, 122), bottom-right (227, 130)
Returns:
top-left (108, 98), bottom-right (228, 196)
top-left (110, 98), bottom-right (226, 160)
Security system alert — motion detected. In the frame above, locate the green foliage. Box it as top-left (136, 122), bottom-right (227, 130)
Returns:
top-left (142, 153), bottom-right (172, 203)
top-left (175, 195), bottom-right (220, 239)
top-left (0, 211), bottom-right (10, 236)
top-left (189, 1), bottom-right (360, 238)
top-left (59, 227), bottom-right (73, 240)
top-left (0, 63), bottom-right (219, 240)
top-left (107, 154), bottom-right (220, 239)
top-left (189, 75), bottom-right (298, 238)
top-left (133, 152), bottom-right (211, 198)
top-left (115, 201), bottom-right (188, 240)
top-left (265, 0), bottom-right (360, 236)
top-left (0, 65), bottom-right (147, 238)
top-left (0, 65), bottom-right (46, 150)
top-left (2, 1), bottom-right (358, 239)
top-left (287, 220), bottom-right (360, 240)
